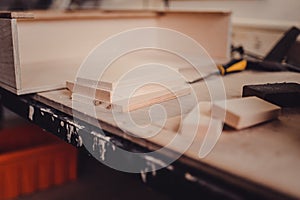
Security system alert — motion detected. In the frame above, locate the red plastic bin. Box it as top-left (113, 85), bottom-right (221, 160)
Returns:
top-left (0, 124), bottom-right (77, 200)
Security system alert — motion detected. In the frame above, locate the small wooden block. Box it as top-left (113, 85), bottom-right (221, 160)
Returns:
top-left (213, 96), bottom-right (281, 130)
top-left (0, 12), bottom-right (34, 19)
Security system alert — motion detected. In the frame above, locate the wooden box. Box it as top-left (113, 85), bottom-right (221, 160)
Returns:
top-left (0, 10), bottom-right (231, 95)
top-left (0, 125), bottom-right (77, 200)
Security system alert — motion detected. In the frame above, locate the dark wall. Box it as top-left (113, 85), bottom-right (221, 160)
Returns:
top-left (0, 0), bottom-right (52, 10)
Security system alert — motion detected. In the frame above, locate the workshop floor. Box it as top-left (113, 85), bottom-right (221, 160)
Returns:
top-left (0, 108), bottom-right (170, 200)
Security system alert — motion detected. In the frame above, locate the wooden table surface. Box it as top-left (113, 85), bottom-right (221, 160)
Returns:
top-left (35, 70), bottom-right (300, 199)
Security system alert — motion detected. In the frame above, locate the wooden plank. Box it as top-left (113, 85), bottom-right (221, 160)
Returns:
top-left (67, 79), bottom-right (188, 103)
top-left (30, 10), bottom-right (157, 21)
top-left (16, 17), bottom-right (158, 94)
top-left (213, 96), bottom-right (281, 129)
top-left (20, 10), bottom-right (231, 21)
top-left (76, 49), bottom-right (189, 91)
top-left (71, 83), bottom-right (191, 112)
top-left (0, 12), bottom-right (34, 19)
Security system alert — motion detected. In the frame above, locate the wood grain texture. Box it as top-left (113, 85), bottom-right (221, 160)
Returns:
top-left (113, 85), bottom-right (191, 112)
top-left (0, 19), bottom-right (17, 88)
top-left (213, 96), bottom-right (281, 129)
top-left (31, 10), bottom-right (156, 21)
top-left (69, 81), bottom-right (191, 112)
top-left (157, 12), bottom-right (231, 61)
top-left (75, 50), bottom-right (186, 91)
top-left (67, 79), bottom-right (188, 104)
top-left (36, 71), bottom-right (300, 199)
top-left (17, 17), bottom-right (157, 94)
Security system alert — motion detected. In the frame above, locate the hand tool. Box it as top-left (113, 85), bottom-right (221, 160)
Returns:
top-left (186, 58), bottom-right (247, 84)
top-left (187, 26), bottom-right (300, 84)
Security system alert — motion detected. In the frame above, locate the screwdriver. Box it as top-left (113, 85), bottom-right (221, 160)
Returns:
top-left (186, 58), bottom-right (247, 84)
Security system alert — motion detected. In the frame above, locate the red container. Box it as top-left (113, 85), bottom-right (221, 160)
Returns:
top-left (0, 124), bottom-right (77, 200)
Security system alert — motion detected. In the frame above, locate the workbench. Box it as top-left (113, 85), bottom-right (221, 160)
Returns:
top-left (0, 70), bottom-right (300, 199)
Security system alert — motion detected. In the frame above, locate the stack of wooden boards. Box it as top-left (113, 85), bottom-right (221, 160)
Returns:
top-left (66, 64), bottom-right (191, 112)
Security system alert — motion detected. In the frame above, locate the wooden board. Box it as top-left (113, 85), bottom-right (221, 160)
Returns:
top-left (75, 49), bottom-right (189, 91)
top-left (213, 96), bottom-right (281, 129)
top-left (32, 10), bottom-right (157, 21)
top-left (0, 10), bottom-right (231, 95)
top-left (16, 16), bottom-right (156, 95)
top-left (35, 71), bottom-right (300, 199)
top-left (70, 83), bottom-right (191, 112)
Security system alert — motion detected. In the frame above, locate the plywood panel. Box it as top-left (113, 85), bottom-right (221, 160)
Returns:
top-left (75, 49), bottom-right (190, 90)
top-left (213, 96), bottom-right (281, 129)
top-left (17, 17), bottom-right (156, 94)
top-left (0, 11), bottom-right (231, 95)
top-left (0, 19), bottom-right (17, 88)
top-left (157, 12), bottom-right (231, 61)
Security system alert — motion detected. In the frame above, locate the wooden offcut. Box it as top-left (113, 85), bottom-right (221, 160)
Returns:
top-left (213, 96), bottom-right (281, 130)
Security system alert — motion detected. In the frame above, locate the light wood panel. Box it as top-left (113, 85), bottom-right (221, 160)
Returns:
top-left (69, 81), bottom-right (191, 112)
top-left (31, 10), bottom-right (157, 21)
top-left (213, 96), bottom-right (281, 129)
top-left (75, 49), bottom-right (189, 91)
top-left (157, 12), bottom-right (231, 61)
top-left (0, 10), bottom-right (230, 95)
